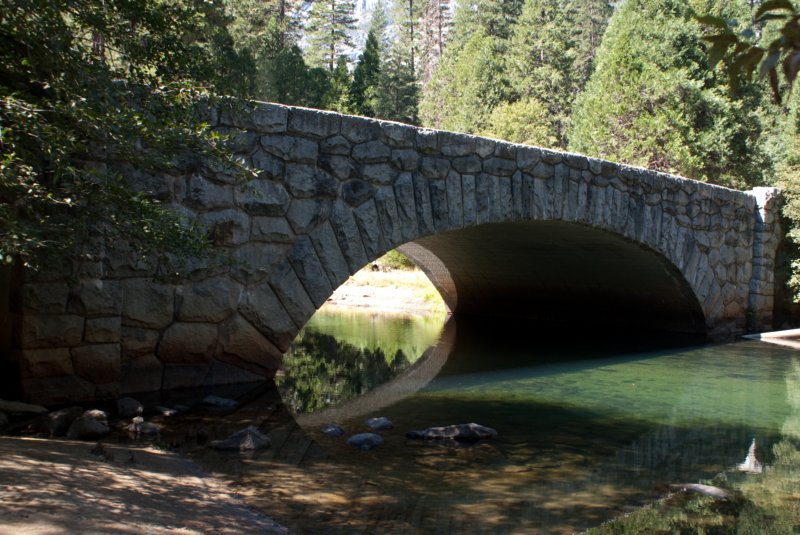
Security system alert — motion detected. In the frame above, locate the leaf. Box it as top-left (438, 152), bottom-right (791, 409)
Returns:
top-left (769, 67), bottom-right (782, 104)
top-left (755, 0), bottom-right (796, 19)
top-left (756, 13), bottom-right (790, 23)
top-left (708, 42), bottom-right (732, 70)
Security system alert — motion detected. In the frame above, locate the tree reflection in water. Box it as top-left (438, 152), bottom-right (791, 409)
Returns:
top-left (278, 331), bottom-right (411, 414)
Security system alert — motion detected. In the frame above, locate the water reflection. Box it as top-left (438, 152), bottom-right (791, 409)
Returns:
top-left (266, 314), bottom-right (798, 534)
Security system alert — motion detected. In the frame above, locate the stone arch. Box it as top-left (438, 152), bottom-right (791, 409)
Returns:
top-left (14, 101), bottom-right (783, 403)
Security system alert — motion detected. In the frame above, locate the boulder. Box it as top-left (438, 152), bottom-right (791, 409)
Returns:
top-left (127, 416), bottom-right (160, 437)
top-left (67, 409), bottom-right (110, 440)
top-left (209, 426), bottom-right (271, 452)
top-left (347, 433), bottom-right (384, 451)
top-left (320, 423), bottom-right (344, 437)
top-left (0, 399), bottom-right (48, 415)
top-left (364, 416), bottom-right (393, 431)
top-left (406, 423), bottom-right (498, 442)
top-left (203, 395), bottom-right (239, 410)
top-left (47, 406), bottom-right (84, 437)
top-left (117, 397), bottom-right (143, 418)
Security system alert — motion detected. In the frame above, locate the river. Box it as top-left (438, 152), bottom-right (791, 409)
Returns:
top-left (215, 307), bottom-right (796, 534)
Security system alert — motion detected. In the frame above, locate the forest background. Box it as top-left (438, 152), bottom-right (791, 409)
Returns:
top-left (3, 0), bottom-right (800, 305)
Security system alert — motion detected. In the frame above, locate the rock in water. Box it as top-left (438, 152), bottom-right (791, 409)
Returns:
top-left (210, 426), bottom-right (271, 452)
top-left (203, 395), bottom-right (239, 409)
top-left (47, 406), bottom-right (83, 437)
top-left (321, 423), bottom-right (345, 437)
top-left (67, 409), bottom-right (110, 440)
top-left (347, 433), bottom-right (384, 451)
top-left (406, 423), bottom-right (498, 442)
top-left (117, 397), bottom-right (143, 418)
top-left (364, 416), bottom-right (393, 431)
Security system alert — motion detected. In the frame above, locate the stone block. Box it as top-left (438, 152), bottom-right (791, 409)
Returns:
top-left (20, 348), bottom-right (73, 378)
top-left (234, 179), bottom-right (290, 216)
top-left (288, 108), bottom-right (341, 138)
top-left (199, 209), bottom-right (250, 246)
top-left (446, 171), bottom-right (464, 229)
top-left (121, 280), bottom-right (174, 329)
top-left (250, 149), bottom-right (285, 180)
top-left (249, 103), bottom-right (288, 132)
top-left (71, 344), bottom-right (121, 384)
top-left (121, 327), bottom-right (160, 359)
top-left (354, 199), bottom-right (386, 260)
top-left (452, 155), bottom-right (482, 174)
top-left (261, 134), bottom-right (318, 163)
top-left (269, 262), bottom-right (316, 329)
top-left (120, 354), bottom-right (163, 394)
top-left (440, 136), bottom-right (476, 157)
top-left (420, 157), bottom-right (450, 179)
top-left (185, 175), bottom-right (233, 211)
top-left (416, 129), bottom-right (438, 153)
top-left (85, 317), bottom-right (121, 343)
top-left (392, 149), bottom-right (420, 171)
top-left (287, 198), bottom-right (332, 234)
top-left (218, 315), bottom-right (282, 370)
top-left (381, 122), bottom-right (416, 147)
top-left (310, 221), bottom-right (351, 288)
top-left (342, 116), bottom-right (380, 143)
top-left (177, 277), bottom-right (241, 323)
top-left (393, 173), bottom-right (419, 243)
top-left (461, 174), bottom-right (477, 226)
top-left (251, 216), bottom-right (294, 243)
top-left (375, 186), bottom-right (402, 248)
top-left (69, 280), bottom-right (122, 316)
top-left (284, 164), bottom-right (337, 198)
top-left (330, 201), bottom-right (369, 273)
top-left (288, 237), bottom-right (332, 308)
top-left (238, 283), bottom-right (299, 351)
top-left (352, 140), bottom-right (391, 163)
top-left (19, 315), bottom-right (84, 349)
top-left (319, 154), bottom-right (357, 180)
top-left (476, 138), bottom-right (496, 158)
top-left (21, 283), bottom-right (69, 314)
top-left (484, 157), bottom-right (516, 177)
top-left (230, 242), bottom-right (290, 285)
top-left (320, 134), bottom-right (351, 155)
top-left (429, 179), bottom-right (449, 232)
top-left (158, 322), bottom-right (218, 363)
top-left (342, 179), bottom-right (375, 207)
top-left (531, 161), bottom-right (553, 180)
top-left (204, 360), bottom-right (266, 386)
top-left (362, 163), bottom-right (398, 185)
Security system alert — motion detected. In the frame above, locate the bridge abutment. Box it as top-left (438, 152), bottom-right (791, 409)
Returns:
top-left (9, 102), bottom-right (784, 404)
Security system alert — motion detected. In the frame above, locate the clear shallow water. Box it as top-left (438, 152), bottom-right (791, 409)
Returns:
top-left (272, 313), bottom-right (798, 534)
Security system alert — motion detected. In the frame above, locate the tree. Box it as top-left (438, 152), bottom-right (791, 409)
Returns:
top-left (420, 0), bottom-right (452, 84)
top-left (305, 0), bottom-right (357, 72)
top-left (350, 29), bottom-right (382, 116)
top-left (0, 0), bottom-right (251, 270)
top-left (568, 0), bottom-right (771, 189)
top-left (480, 98), bottom-right (559, 147)
top-left (325, 55), bottom-right (353, 112)
top-left (376, 0), bottom-right (423, 123)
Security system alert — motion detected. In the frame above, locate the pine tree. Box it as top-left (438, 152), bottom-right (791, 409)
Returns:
top-left (568, 0), bottom-right (771, 188)
top-left (350, 29), bottom-right (382, 116)
top-left (567, 0), bottom-right (613, 90)
top-left (306, 0), bottom-right (357, 71)
top-left (376, 0), bottom-right (422, 123)
top-left (420, 0), bottom-right (452, 84)
top-left (325, 55), bottom-right (353, 112)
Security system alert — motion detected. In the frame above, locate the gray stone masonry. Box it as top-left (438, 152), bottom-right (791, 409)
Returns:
top-left (12, 101), bottom-right (783, 404)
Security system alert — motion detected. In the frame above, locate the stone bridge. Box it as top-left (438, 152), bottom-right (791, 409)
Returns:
top-left (7, 102), bottom-right (783, 404)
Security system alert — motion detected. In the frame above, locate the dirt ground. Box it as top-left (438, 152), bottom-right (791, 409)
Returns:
top-left (323, 268), bottom-right (445, 315)
top-left (0, 436), bottom-right (289, 535)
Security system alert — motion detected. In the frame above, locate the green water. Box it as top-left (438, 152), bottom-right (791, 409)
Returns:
top-left (275, 313), bottom-right (800, 533)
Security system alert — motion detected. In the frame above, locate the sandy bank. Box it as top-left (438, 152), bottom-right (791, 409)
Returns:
top-left (323, 268), bottom-right (445, 315)
top-left (0, 436), bottom-right (288, 534)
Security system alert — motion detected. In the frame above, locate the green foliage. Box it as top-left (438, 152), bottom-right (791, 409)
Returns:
top-left (379, 250), bottom-right (417, 270)
top-left (305, 0), bottom-right (357, 72)
top-left (349, 29), bottom-right (382, 116)
top-left (0, 0), bottom-right (250, 270)
top-left (568, 0), bottom-right (773, 189)
top-left (480, 98), bottom-right (559, 148)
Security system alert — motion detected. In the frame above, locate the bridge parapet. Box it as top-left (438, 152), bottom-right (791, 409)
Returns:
top-left (10, 101), bottom-right (783, 404)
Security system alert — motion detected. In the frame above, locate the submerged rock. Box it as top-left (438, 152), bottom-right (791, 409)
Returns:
top-left (364, 416), bottom-right (393, 431)
top-left (321, 423), bottom-right (344, 437)
top-left (127, 416), bottom-right (160, 437)
top-left (48, 406), bottom-right (84, 437)
top-left (347, 433), bottom-right (384, 451)
top-left (203, 395), bottom-right (239, 410)
top-left (406, 423), bottom-right (498, 442)
top-left (67, 409), bottom-right (110, 440)
top-left (117, 397), bottom-right (143, 418)
top-left (210, 426), bottom-right (271, 452)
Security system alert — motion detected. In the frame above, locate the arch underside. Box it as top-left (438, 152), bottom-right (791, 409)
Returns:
top-left (404, 221), bottom-right (707, 335)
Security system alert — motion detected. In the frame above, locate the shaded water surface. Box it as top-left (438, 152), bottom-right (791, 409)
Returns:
top-left (252, 313), bottom-right (798, 534)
